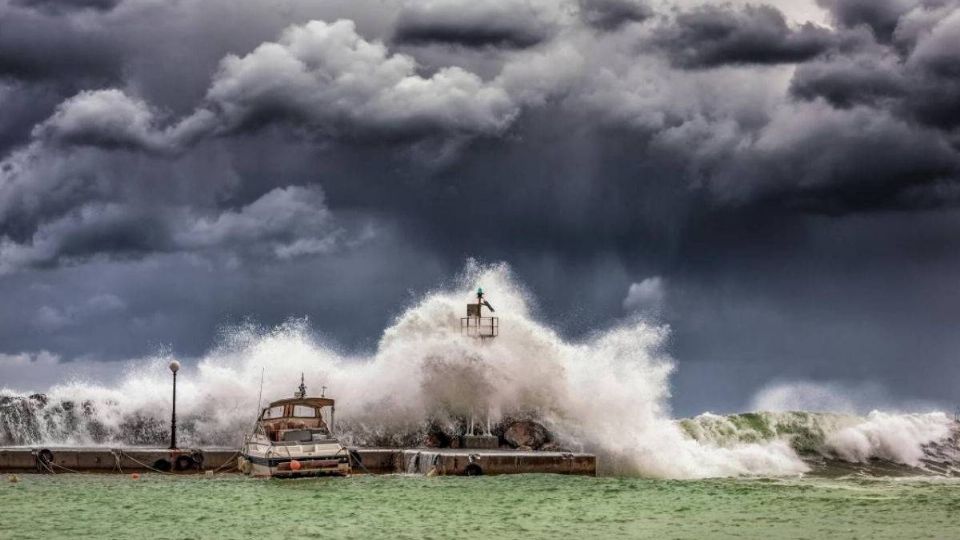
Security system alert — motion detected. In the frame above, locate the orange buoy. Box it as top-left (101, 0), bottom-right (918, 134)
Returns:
top-left (290, 460), bottom-right (302, 471)
top-left (130, 473), bottom-right (141, 480)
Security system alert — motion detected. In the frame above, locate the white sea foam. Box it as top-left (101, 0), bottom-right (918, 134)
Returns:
top-left (823, 411), bottom-right (954, 466)
top-left (1, 262), bottom-right (955, 478)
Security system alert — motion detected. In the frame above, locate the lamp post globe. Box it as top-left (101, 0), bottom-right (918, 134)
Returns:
top-left (169, 360), bottom-right (180, 373)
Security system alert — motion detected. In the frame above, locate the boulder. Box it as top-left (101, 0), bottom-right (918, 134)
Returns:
top-left (540, 442), bottom-right (570, 452)
top-left (422, 421), bottom-right (454, 448)
top-left (502, 420), bottom-right (550, 450)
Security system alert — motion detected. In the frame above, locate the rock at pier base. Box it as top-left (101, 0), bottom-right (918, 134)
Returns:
top-left (461, 435), bottom-right (499, 449)
top-left (502, 420), bottom-right (551, 450)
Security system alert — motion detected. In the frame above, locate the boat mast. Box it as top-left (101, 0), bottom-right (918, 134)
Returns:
top-left (294, 373), bottom-right (306, 399)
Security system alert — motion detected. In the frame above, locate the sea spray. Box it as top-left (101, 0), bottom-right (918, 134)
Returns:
top-left (0, 263), bottom-right (956, 478)
top-left (823, 411), bottom-right (954, 466)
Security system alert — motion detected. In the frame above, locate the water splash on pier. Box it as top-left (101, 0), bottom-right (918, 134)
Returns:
top-left (2, 262), bottom-right (956, 478)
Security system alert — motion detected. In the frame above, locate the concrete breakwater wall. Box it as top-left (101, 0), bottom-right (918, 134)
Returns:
top-left (0, 447), bottom-right (238, 473)
top-left (355, 449), bottom-right (596, 476)
top-left (0, 447), bottom-right (596, 476)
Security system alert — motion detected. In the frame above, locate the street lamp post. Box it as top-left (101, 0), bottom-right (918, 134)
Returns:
top-left (169, 360), bottom-right (180, 450)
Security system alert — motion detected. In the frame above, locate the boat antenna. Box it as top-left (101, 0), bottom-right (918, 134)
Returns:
top-left (295, 373), bottom-right (306, 399)
top-left (249, 367), bottom-right (265, 436)
top-left (255, 367), bottom-right (265, 415)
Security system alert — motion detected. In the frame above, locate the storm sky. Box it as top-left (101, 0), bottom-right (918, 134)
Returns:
top-left (1, 0), bottom-right (959, 416)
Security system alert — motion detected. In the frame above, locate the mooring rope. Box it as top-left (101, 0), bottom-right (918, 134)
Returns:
top-left (37, 458), bottom-right (56, 474)
top-left (110, 449), bottom-right (123, 474)
top-left (349, 449), bottom-right (372, 475)
top-left (114, 450), bottom-right (178, 476)
top-left (48, 461), bottom-right (85, 474)
top-left (210, 449), bottom-right (242, 475)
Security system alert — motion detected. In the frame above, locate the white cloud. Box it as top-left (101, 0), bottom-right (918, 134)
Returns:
top-left (32, 90), bottom-right (177, 154)
top-left (175, 185), bottom-right (342, 258)
top-left (186, 19), bottom-right (519, 143)
top-left (623, 276), bottom-right (666, 315)
top-left (30, 19), bottom-right (520, 155)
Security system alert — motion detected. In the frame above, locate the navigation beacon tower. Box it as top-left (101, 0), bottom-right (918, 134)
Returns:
top-left (458, 287), bottom-right (500, 447)
top-left (460, 287), bottom-right (499, 340)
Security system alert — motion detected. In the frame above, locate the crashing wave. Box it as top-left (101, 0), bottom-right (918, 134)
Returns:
top-left (681, 410), bottom-right (960, 476)
top-left (1, 262), bottom-right (957, 478)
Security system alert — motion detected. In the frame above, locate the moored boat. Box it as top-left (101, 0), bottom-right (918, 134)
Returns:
top-left (238, 376), bottom-right (351, 478)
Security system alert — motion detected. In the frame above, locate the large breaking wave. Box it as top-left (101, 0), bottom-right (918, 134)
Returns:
top-left (1, 263), bottom-right (957, 478)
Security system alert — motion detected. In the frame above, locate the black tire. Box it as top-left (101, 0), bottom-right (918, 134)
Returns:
top-left (191, 451), bottom-right (204, 469)
top-left (37, 449), bottom-right (54, 472)
top-left (464, 463), bottom-right (483, 476)
top-left (153, 459), bottom-right (172, 472)
top-left (174, 455), bottom-right (195, 472)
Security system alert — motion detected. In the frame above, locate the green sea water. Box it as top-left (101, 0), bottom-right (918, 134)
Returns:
top-left (2, 473), bottom-right (959, 540)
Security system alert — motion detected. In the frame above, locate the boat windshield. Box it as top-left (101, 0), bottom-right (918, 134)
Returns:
top-left (259, 401), bottom-right (332, 442)
top-left (261, 404), bottom-right (323, 420)
top-left (292, 405), bottom-right (317, 417)
top-left (263, 405), bottom-right (285, 419)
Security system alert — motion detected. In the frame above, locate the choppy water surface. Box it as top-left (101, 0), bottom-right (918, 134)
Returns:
top-left (3, 474), bottom-right (959, 539)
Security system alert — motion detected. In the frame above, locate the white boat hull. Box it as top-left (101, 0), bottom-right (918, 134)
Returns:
top-left (240, 439), bottom-right (351, 478)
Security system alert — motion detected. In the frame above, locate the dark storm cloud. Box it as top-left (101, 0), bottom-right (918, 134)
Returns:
top-left (0, 162), bottom-right (344, 273)
top-left (393, 0), bottom-right (553, 48)
top-left (650, 4), bottom-right (836, 68)
top-left (3, 0), bottom-right (960, 412)
top-left (0, 82), bottom-right (67, 156)
top-left (790, 54), bottom-right (907, 108)
top-left (816, 0), bottom-right (917, 41)
top-left (0, 9), bottom-right (121, 84)
top-left (682, 104), bottom-right (960, 213)
top-left (12, 0), bottom-right (121, 14)
top-left (578, 0), bottom-right (651, 30)
top-left (790, 2), bottom-right (960, 129)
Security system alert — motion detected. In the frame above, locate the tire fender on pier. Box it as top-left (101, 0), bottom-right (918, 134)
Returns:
top-left (35, 448), bottom-right (54, 472)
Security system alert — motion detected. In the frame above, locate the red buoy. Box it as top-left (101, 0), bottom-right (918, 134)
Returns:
top-left (290, 460), bottom-right (302, 471)
top-left (130, 473), bottom-right (141, 480)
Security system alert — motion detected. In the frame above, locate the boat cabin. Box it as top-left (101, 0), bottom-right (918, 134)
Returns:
top-left (257, 397), bottom-right (336, 444)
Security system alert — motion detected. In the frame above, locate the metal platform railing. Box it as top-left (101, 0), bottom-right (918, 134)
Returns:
top-left (460, 317), bottom-right (499, 338)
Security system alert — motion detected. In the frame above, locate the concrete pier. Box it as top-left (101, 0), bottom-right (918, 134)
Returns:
top-left (0, 447), bottom-right (238, 473)
top-left (388, 448), bottom-right (596, 476)
top-left (0, 447), bottom-right (596, 476)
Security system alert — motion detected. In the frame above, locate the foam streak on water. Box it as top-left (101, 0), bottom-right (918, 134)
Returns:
top-left (0, 263), bottom-right (956, 478)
